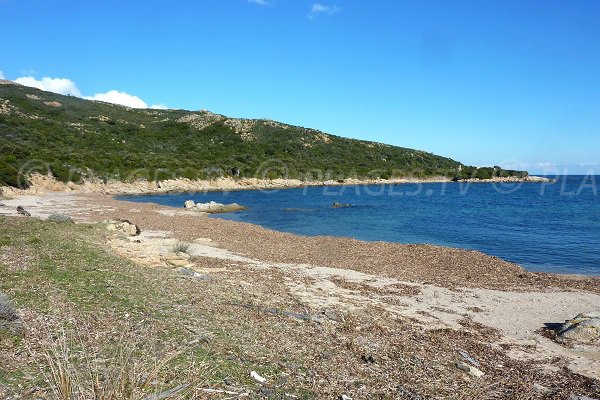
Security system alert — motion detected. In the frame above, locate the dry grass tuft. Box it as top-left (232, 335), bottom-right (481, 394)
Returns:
top-left (169, 241), bottom-right (191, 254)
top-left (42, 329), bottom-right (193, 400)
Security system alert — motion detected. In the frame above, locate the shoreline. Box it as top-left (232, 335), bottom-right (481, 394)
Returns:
top-left (0, 191), bottom-right (596, 285)
top-left (122, 194), bottom-right (600, 278)
top-left (1, 174), bottom-right (554, 197)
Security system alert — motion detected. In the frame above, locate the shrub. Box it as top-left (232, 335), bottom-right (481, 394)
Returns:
top-left (47, 214), bottom-right (75, 224)
top-left (0, 293), bottom-right (18, 323)
top-left (169, 241), bottom-right (191, 254)
top-left (44, 331), bottom-right (192, 400)
top-left (0, 293), bottom-right (23, 337)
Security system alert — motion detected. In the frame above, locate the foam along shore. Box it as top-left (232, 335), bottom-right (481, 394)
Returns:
top-left (0, 173), bottom-right (554, 197)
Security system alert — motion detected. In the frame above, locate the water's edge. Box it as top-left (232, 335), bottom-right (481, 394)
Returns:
top-left (117, 176), bottom-right (599, 276)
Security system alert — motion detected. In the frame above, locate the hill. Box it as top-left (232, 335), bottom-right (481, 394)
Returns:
top-left (0, 81), bottom-right (526, 188)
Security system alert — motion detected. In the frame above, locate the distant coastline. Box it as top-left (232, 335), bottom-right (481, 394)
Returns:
top-left (1, 173), bottom-right (554, 197)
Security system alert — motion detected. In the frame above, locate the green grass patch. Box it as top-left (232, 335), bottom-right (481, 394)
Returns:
top-left (0, 217), bottom-right (315, 398)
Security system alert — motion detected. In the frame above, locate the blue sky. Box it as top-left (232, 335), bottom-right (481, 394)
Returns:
top-left (1, 0), bottom-right (599, 174)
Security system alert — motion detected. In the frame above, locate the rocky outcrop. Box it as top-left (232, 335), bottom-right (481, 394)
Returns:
top-left (16, 206), bottom-right (31, 217)
top-left (223, 118), bottom-right (257, 141)
top-left (106, 219), bottom-right (141, 236)
top-left (162, 252), bottom-right (194, 269)
top-left (176, 112), bottom-right (224, 131)
top-left (553, 311), bottom-right (600, 344)
top-left (0, 173), bottom-right (555, 198)
top-left (459, 175), bottom-right (555, 183)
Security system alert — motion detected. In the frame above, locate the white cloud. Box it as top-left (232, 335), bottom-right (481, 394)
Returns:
top-left (13, 76), bottom-right (82, 96)
top-left (12, 74), bottom-right (168, 109)
top-left (85, 90), bottom-right (149, 108)
top-left (579, 161), bottom-right (599, 167)
top-left (0, 71), bottom-right (5, 80)
top-left (309, 3), bottom-right (340, 18)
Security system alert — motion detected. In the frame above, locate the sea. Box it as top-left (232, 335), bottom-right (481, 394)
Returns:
top-left (118, 175), bottom-right (600, 276)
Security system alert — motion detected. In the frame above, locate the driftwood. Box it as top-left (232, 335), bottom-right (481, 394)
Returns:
top-left (459, 350), bottom-right (480, 367)
top-left (200, 388), bottom-right (249, 397)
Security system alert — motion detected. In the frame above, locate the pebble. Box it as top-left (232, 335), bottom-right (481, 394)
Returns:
top-left (250, 370), bottom-right (267, 384)
top-left (324, 309), bottom-right (345, 323)
top-left (455, 362), bottom-right (484, 378)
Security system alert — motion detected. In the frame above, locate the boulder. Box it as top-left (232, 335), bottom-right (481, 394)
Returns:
top-left (106, 219), bottom-right (141, 236)
top-left (16, 206), bottom-right (31, 217)
top-left (323, 309), bottom-right (345, 323)
top-left (178, 267), bottom-right (210, 280)
top-left (184, 200), bottom-right (196, 209)
top-left (456, 362), bottom-right (484, 377)
top-left (555, 311), bottom-right (600, 344)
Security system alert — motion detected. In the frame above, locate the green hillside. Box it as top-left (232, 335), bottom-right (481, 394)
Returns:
top-left (0, 82), bottom-right (526, 188)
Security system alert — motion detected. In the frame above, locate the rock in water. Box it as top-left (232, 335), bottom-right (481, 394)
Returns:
top-left (332, 202), bottom-right (351, 208)
top-left (556, 311), bottom-right (600, 344)
top-left (195, 201), bottom-right (247, 213)
top-left (182, 200), bottom-right (247, 213)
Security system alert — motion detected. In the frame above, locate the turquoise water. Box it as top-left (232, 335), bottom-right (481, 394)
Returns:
top-left (118, 175), bottom-right (600, 276)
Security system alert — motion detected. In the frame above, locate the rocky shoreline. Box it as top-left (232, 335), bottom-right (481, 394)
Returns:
top-left (1, 173), bottom-right (554, 197)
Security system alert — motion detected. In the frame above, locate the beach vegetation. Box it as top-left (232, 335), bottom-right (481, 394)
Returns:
top-left (170, 241), bottom-right (191, 254)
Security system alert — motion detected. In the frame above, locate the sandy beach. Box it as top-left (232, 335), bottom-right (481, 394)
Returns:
top-left (1, 189), bottom-right (599, 397)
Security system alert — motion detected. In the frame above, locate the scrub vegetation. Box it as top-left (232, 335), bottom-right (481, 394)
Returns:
top-left (0, 83), bottom-right (527, 188)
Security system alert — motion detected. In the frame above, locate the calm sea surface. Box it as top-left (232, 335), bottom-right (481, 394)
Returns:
top-left (118, 175), bottom-right (600, 276)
